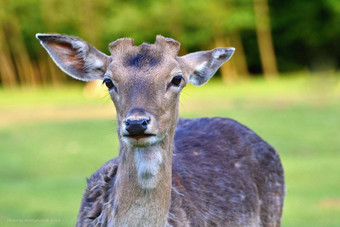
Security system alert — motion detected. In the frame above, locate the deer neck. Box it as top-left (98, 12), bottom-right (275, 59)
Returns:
top-left (112, 130), bottom-right (175, 226)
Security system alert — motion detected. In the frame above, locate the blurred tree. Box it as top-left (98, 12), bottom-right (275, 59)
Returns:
top-left (253, 0), bottom-right (278, 79)
top-left (0, 1), bottom-right (17, 88)
top-left (0, 0), bottom-right (338, 88)
top-left (269, 0), bottom-right (340, 72)
top-left (106, 0), bottom-right (254, 81)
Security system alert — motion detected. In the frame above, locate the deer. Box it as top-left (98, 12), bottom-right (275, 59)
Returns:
top-left (36, 33), bottom-right (285, 227)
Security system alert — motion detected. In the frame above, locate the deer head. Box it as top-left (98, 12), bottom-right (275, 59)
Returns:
top-left (36, 34), bottom-right (234, 148)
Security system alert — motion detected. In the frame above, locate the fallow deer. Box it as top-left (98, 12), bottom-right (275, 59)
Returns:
top-left (36, 33), bottom-right (285, 227)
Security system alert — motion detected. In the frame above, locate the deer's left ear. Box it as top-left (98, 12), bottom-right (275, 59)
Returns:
top-left (36, 33), bottom-right (110, 81)
top-left (179, 47), bottom-right (235, 86)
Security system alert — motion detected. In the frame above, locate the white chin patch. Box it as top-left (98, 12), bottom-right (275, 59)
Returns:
top-left (122, 135), bottom-right (162, 148)
top-left (134, 147), bottom-right (162, 189)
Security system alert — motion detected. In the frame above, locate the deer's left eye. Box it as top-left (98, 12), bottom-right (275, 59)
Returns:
top-left (103, 78), bottom-right (117, 92)
top-left (171, 75), bottom-right (183, 87)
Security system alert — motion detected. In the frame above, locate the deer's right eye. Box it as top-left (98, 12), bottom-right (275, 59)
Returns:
top-left (103, 78), bottom-right (117, 92)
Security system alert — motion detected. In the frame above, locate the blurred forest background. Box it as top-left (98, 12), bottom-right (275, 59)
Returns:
top-left (0, 0), bottom-right (339, 87)
top-left (1, 0), bottom-right (340, 226)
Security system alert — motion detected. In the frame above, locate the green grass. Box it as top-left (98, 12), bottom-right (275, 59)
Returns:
top-left (1, 75), bottom-right (340, 226)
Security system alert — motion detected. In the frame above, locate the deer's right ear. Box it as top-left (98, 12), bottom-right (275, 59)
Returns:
top-left (36, 33), bottom-right (110, 81)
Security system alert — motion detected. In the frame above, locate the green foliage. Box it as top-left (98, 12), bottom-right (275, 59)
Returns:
top-left (0, 0), bottom-right (339, 87)
top-left (270, 0), bottom-right (340, 71)
top-left (104, 0), bottom-right (255, 49)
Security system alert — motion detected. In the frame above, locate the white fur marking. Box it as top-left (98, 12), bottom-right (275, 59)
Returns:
top-left (195, 61), bottom-right (207, 72)
top-left (122, 135), bottom-right (161, 148)
top-left (212, 48), bottom-right (235, 62)
top-left (134, 147), bottom-right (162, 189)
top-left (88, 55), bottom-right (104, 69)
top-left (212, 49), bottom-right (225, 59)
top-left (240, 192), bottom-right (246, 201)
top-left (73, 40), bottom-right (87, 49)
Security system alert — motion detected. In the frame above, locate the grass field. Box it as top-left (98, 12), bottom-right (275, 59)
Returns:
top-left (1, 75), bottom-right (340, 226)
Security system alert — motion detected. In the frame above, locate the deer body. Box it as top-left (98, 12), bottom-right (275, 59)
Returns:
top-left (37, 34), bottom-right (285, 227)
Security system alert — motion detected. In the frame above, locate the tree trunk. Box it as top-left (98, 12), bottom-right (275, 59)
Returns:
top-left (215, 37), bottom-right (237, 83)
top-left (215, 33), bottom-right (249, 83)
top-left (0, 25), bottom-right (17, 88)
top-left (4, 18), bottom-right (38, 87)
top-left (253, 0), bottom-right (279, 79)
top-left (230, 32), bottom-right (249, 77)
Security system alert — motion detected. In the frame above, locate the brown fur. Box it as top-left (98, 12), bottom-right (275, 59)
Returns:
top-left (48, 42), bottom-right (85, 69)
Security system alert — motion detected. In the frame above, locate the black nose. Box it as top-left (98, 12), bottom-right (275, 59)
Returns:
top-left (125, 118), bottom-right (150, 136)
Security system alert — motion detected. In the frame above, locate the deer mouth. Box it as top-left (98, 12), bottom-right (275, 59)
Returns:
top-left (123, 133), bottom-right (159, 147)
top-left (125, 134), bottom-right (156, 140)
